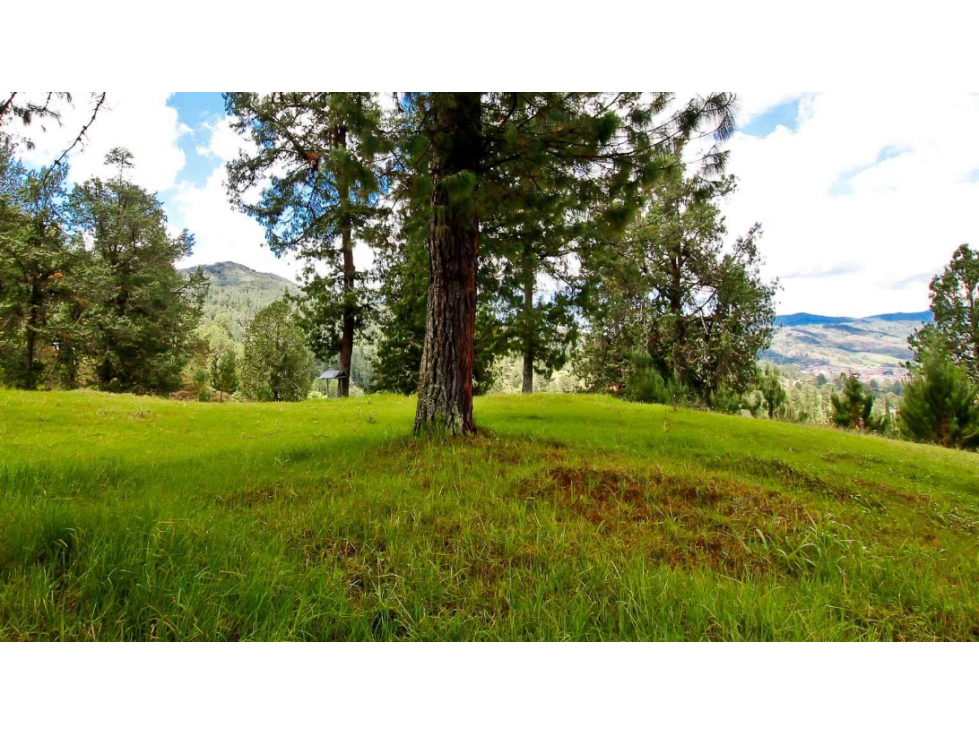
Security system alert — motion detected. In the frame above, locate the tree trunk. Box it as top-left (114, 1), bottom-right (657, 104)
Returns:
top-left (337, 126), bottom-right (354, 398)
top-left (669, 251), bottom-right (685, 383)
top-left (23, 284), bottom-right (40, 390)
top-left (522, 272), bottom-right (534, 394)
top-left (24, 320), bottom-right (37, 390)
top-left (338, 241), bottom-right (354, 398)
top-left (414, 93), bottom-right (482, 435)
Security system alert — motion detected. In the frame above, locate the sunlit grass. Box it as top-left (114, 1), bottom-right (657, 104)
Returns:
top-left (1, 389), bottom-right (977, 640)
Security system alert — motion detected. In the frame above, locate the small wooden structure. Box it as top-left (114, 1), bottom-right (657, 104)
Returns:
top-left (318, 369), bottom-right (349, 398)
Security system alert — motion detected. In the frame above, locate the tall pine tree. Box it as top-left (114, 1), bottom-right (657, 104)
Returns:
top-left (396, 93), bottom-right (736, 434)
top-left (372, 205), bottom-right (500, 396)
top-left (579, 162), bottom-right (774, 397)
top-left (225, 93), bottom-right (390, 397)
top-left (484, 168), bottom-right (583, 393)
top-left (910, 244), bottom-right (979, 383)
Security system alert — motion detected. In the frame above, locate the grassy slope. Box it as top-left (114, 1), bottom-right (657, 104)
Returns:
top-left (1, 390), bottom-right (977, 641)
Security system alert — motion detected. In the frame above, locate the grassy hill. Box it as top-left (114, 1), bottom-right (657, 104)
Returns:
top-left (2, 390), bottom-right (977, 640)
top-left (764, 312), bottom-right (933, 379)
top-left (182, 261), bottom-right (297, 341)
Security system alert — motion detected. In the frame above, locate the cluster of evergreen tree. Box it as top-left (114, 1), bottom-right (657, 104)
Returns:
top-left (224, 92), bottom-right (751, 433)
top-left (0, 143), bottom-right (206, 393)
top-left (772, 370), bottom-right (901, 427)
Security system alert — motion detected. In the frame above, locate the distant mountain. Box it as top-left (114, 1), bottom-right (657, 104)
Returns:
top-left (182, 261), bottom-right (298, 341)
top-left (871, 311), bottom-right (934, 323)
top-left (776, 311), bottom-right (932, 327)
top-left (765, 311), bottom-right (933, 380)
top-left (184, 261), bottom-right (296, 290)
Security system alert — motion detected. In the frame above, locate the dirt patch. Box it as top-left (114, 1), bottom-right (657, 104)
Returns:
top-left (708, 454), bottom-right (901, 511)
top-left (374, 434), bottom-right (567, 468)
top-left (288, 529), bottom-right (381, 600)
top-left (536, 465), bottom-right (650, 522)
top-left (523, 462), bottom-right (815, 577)
top-left (710, 455), bottom-right (829, 492)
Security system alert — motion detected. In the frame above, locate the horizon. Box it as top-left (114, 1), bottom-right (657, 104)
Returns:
top-left (189, 260), bottom-right (931, 321)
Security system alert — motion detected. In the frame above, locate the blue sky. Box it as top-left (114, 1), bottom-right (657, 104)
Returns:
top-left (169, 92), bottom-right (226, 187)
top-left (14, 92), bottom-right (979, 317)
top-left (739, 98), bottom-right (801, 137)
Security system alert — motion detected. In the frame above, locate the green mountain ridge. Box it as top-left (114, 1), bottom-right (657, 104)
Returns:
top-left (181, 261), bottom-right (297, 341)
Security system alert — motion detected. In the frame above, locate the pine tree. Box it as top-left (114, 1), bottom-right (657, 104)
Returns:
top-left (758, 364), bottom-right (786, 419)
top-left (830, 374), bottom-right (876, 431)
top-left (489, 220), bottom-right (580, 394)
top-left (225, 93), bottom-right (389, 397)
top-left (0, 93), bottom-right (105, 167)
top-left (241, 299), bottom-right (313, 402)
top-left (210, 349), bottom-right (239, 402)
top-left (396, 93), bottom-right (736, 434)
top-left (909, 244), bottom-right (979, 382)
top-left (0, 93), bottom-right (72, 139)
top-left (372, 215), bottom-right (499, 396)
top-left (68, 148), bottom-right (207, 393)
top-left (900, 340), bottom-right (979, 449)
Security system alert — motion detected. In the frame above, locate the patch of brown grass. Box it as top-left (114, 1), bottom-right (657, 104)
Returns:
top-left (523, 462), bottom-right (817, 577)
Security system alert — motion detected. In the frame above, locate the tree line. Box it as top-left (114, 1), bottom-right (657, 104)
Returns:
top-left (0, 144), bottom-right (207, 393)
top-left (3, 92), bottom-right (977, 452)
top-left (222, 92), bottom-right (762, 435)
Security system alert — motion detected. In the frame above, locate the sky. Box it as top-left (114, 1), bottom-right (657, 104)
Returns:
top-left (13, 92), bottom-right (979, 317)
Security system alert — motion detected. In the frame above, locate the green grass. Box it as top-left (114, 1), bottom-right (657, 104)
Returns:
top-left (1, 389), bottom-right (978, 640)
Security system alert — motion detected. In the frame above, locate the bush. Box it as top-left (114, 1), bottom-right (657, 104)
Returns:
top-left (626, 353), bottom-right (688, 408)
top-left (708, 383), bottom-right (744, 414)
top-left (193, 368), bottom-right (211, 403)
top-left (254, 381), bottom-right (275, 403)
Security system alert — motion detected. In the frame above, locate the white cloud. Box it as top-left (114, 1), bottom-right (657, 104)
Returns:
top-left (173, 157), bottom-right (304, 282)
top-left (14, 92), bottom-right (188, 193)
top-left (718, 92), bottom-right (979, 316)
top-left (13, 92), bottom-right (979, 316)
top-left (195, 116), bottom-right (249, 162)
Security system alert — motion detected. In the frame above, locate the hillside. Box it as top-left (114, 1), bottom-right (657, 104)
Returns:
top-left (2, 390), bottom-right (977, 641)
top-left (763, 311), bottom-right (933, 379)
top-left (182, 261), bottom-right (298, 340)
